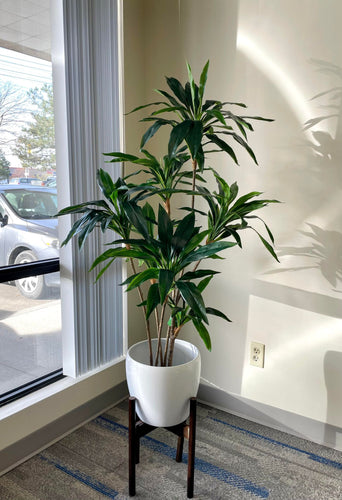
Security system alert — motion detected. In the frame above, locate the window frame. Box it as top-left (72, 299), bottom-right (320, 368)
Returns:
top-left (53, 0), bottom-right (125, 378)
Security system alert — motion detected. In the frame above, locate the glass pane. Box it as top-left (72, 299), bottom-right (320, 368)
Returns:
top-left (0, 2), bottom-right (62, 398)
top-left (0, 280), bottom-right (61, 395)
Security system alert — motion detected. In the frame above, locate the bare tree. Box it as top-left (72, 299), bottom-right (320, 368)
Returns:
top-left (0, 82), bottom-right (28, 147)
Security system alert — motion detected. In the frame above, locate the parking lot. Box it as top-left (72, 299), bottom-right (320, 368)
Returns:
top-left (0, 283), bottom-right (62, 395)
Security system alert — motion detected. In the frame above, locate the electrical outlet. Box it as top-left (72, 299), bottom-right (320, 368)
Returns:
top-left (250, 342), bottom-right (265, 368)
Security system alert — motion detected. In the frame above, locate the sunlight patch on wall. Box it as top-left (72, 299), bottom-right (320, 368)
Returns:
top-left (237, 32), bottom-right (316, 143)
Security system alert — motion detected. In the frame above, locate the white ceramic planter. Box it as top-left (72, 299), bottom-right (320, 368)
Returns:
top-left (126, 338), bottom-right (201, 427)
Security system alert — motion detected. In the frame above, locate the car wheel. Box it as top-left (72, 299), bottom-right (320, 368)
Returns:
top-left (14, 251), bottom-right (46, 300)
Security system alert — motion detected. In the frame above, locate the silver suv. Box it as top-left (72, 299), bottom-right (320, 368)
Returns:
top-left (0, 186), bottom-right (59, 299)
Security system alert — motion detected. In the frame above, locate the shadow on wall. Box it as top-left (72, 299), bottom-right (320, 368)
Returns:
top-left (304, 59), bottom-right (342, 171)
top-left (264, 223), bottom-right (342, 293)
top-left (324, 351), bottom-right (342, 448)
top-left (251, 278), bottom-right (342, 319)
top-left (261, 59), bottom-right (342, 293)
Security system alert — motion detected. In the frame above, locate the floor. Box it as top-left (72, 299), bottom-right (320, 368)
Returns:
top-left (2, 399), bottom-right (342, 499)
top-left (0, 283), bottom-right (62, 395)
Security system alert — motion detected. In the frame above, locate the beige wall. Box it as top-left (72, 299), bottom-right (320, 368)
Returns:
top-left (123, 0), bottom-right (342, 436)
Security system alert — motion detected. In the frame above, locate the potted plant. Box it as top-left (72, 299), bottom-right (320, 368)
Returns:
top-left (58, 61), bottom-right (278, 427)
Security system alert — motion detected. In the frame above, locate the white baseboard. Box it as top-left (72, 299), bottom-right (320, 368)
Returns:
top-left (198, 382), bottom-right (342, 452)
top-left (0, 380), bottom-right (128, 475)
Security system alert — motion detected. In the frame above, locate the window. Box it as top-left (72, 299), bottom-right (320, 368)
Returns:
top-left (0, 0), bottom-right (124, 406)
top-left (0, 6), bottom-right (62, 402)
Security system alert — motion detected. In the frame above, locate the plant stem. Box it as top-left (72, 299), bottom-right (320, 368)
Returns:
top-left (167, 326), bottom-right (181, 366)
top-left (128, 254), bottom-right (153, 366)
top-left (154, 307), bottom-right (161, 364)
top-left (191, 158), bottom-right (197, 210)
top-left (163, 324), bottom-right (172, 366)
top-left (163, 312), bottom-right (176, 366)
top-left (165, 197), bottom-right (171, 216)
top-left (154, 300), bottom-right (167, 366)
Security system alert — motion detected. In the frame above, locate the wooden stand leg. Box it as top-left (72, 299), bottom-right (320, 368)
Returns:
top-left (128, 397), bottom-right (136, 497)
top-left (128, 397), bottom-right (197, 498)
top-left (187, 397), bottom-right (197, 499)
top-left (176, 434), bottom-right (184, 462)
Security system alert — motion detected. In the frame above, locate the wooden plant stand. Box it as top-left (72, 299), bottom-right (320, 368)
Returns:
top-left (128, 396), bottom-right (197, 498)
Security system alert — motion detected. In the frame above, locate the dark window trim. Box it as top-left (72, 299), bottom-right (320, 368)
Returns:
top-left (0, 369), bottom-right (64, 407)
top-left (0, 257), bottom-right (63, 406)
top-left (0, 258), bottom-right (60, 283)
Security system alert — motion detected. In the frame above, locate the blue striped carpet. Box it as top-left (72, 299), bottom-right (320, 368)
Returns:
top-left (1, 400), bottom-right (342, 499)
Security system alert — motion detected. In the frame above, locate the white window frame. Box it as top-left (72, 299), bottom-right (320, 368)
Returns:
top-left (52, 0), bottom-right (126, 378)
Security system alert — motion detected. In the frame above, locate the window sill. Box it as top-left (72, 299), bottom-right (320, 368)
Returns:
top-left (0, 356), bottom-right (126, 453)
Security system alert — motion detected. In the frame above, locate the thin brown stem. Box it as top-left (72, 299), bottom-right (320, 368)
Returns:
top-left (164, 197), bottom-right (171, 216)
top-left (153, 307), bottom-right (160, 364)
top-left (154, 300), bottom-right (167, 366)
top-left (191, 158), bottom-right (197, 210)
top-left (167, 326), bottom-right (182, 366)
top-left (128, 255), bottom-right (153, 366)
top-left (163, 311), bottom-right (176, 366)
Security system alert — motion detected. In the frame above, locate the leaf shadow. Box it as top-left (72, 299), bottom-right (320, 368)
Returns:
top-left (264, 223), bottom-right (342, 292)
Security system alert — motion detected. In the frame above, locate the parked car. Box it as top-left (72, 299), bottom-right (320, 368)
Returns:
top-left (0, 186), bottom-right (59, 299)
top-left (10, 177), bottom-right (42, 186)
top-left (44, 178), bottom-right (57, 188)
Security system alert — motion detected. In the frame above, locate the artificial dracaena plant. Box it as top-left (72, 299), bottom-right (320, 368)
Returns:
top-left (58, 61), bottom-right (279, 367)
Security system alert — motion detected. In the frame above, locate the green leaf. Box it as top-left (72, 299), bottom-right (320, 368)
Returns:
top-left (205, 108), bottom-right (227, 126)
top-left (172, 212), bottom-right (195, 253)
top-left (154, 88), bottom-right (184, 108)
top-left (77, 212), bottom-right (103, 250)
top-left (58, 200), bottom-right (108, 216)
top-left (192, 318), bottom-right (211, 351)
top-left (241, 115), bottom-right (274, 122)
top-left (158, 204), bottom-right (173, 248)
top-left (126, 101), bottom-right (165, 115)
top-left (142, 202), bottom-right (156, 237)
top-left (140, 120), bottom-right (165, 149)
top-left (94, 258), bottom-right (115, 282)
top-left (187, 121), bottom-right (203, 158)
top-left (263, 220), bottom-right (275, 244)
top-left (213, 172), bottom-right (230, 199)
top-left (186, 62), bottom-right (197, 113)
top-left (253, 229), bottom-right (280, 262)
top-left (124, 202), bottom-right (150, 240)
top-left (206, 134), bottom-right (239, 164)
top-left (197, 275), bottom-right (213, 293)
top-left (229, 182), bottom-right (239, 204)
top-left (103, 152), bottom-right (139, 162)
top-left (97, 169), bottom-right (115, 199)
top-left (206, 307), bottom-right (231, 322)
top-left (184, 82), bottom-right (193, 109)
top-left (158, 269), bottom-right (174, 303)
top-left (90, 247), bottom-right (148, 270)
top-left (232, 191), bottom-right (262, 209)
top-left (198, 60), bottom-right (209, 108)
top-left (123, 268), bottom-right (159, 291)
top-left (182, 240), bottom-right (236, 266)
top-left (180, 230), bottom-right (209, 257)
top-left (166, 77), bottom-right (187, 105)
top-left (196, 144), bottom-right (205, 171)
top-left (146, 283), bottom-right (160, 319)
top-left (180, 269), bottom-right (219, 281)
top-left (168, 120), bottom-right (192, 157)
top-left (230, 132), bottom-right (258, 164)
top-left (151, 106), bottom-right (187, 116)
top-left (176, 281), bottom-right (208, 324)
top-left (202, 99), bottom-right (221, 111)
